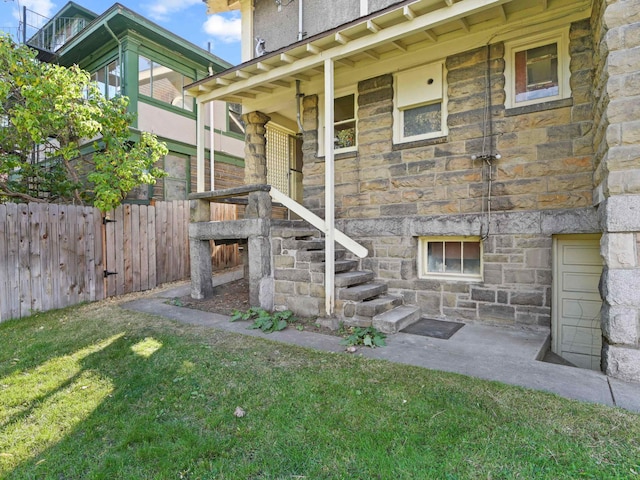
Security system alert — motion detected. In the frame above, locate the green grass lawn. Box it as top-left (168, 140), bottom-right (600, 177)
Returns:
top-left (1, 300), bottom-right (639, 479)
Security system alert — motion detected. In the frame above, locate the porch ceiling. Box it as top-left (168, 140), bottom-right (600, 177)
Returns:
top-left (187, 0), bottom-right (591, 110)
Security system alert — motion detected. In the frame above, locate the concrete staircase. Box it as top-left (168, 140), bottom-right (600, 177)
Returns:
top-left (277, 225), bottom-right (420, 333)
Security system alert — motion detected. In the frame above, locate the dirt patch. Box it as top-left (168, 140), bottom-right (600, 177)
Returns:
top-left (176, 278), bottom-right (250, 315)
top-left (174, 278), bottom-right (343, 337)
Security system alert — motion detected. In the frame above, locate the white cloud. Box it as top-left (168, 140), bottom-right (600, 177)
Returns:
top-left (143, 0), bottom-right (202, 22)
top-left (203, 13), bottom-right (241, 43)
top-left (14, 0), bottom-right (56, 24)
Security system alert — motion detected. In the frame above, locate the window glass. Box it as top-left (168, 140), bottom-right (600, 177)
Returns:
top-left (138, 56), bottom-right (193, 111)
top-left (107, 60), bottom-right (120, 99)
top-left (94, 69), bottom-right (106, 98)
top-left (334, 94), bottom-right (355, 149)
top-left (138, 56), bottom-right (152, 97)
top-left (463, 242), bottom-right (481, 275)
top-left (403, 103), bottom-right (441, 138)
top-left (514, 42), bottom-right (558, 103)
top-left (422, 238), bottom-right (482, 279)
top-left (228, 103), bottom-right (245, 135)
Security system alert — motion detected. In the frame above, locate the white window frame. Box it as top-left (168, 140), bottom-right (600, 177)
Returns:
top-left (504, 28), bottom-right (570, 109)
top-left (393, 61), bottom-right (448, 144)
top-left (418, 236), bottom-right (483, 281)
top-left (318, 87), bottom-right (358, 156)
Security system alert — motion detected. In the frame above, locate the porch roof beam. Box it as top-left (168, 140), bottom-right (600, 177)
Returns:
top-left (190, 0), bottom-right (514, 104)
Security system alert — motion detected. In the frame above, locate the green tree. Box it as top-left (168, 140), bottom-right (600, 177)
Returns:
top-left (0, 35), bottom-right (167, 212)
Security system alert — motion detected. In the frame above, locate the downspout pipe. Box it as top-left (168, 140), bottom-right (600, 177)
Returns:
top-left (298, 0), bottom-right (303, 41)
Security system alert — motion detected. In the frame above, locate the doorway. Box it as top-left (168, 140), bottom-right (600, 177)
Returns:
top-left (552, 234), bottom-right (603, 370)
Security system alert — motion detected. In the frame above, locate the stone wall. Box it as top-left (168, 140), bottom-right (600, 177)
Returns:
top-left (592, 0), bottom-right (640, 382)
top-left (303, 20), bottom-right (595, 219)
top-left (298, 18), bottom-right (598, 329)
top-left (338, 208), bottom-right (597, 328)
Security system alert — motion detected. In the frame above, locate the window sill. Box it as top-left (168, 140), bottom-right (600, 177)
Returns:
top-left (418, 274), bottom-right (483, 283)
top-left (504, 97), bottom-right (573, 117)
top-left (316, 150), bottom-right (358, 162)
top-left (393, 135), bottom-right (448, 151)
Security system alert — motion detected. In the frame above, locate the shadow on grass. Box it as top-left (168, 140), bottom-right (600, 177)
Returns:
top-left (2, 305), bottom-right (640, 479)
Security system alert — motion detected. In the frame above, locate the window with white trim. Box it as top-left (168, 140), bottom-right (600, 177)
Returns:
top-left (394, 61), bottom-right (447, 144)
top-left (418, 237), bottom-right (482, 280)
top-left (505, 29), bottom-right (570, 108)
top-left (318, 88), bottom-right (358, 155)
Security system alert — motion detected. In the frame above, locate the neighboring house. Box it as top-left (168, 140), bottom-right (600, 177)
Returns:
top-left (26, 1), bottom-right (245, 201)
top-left (189, 0), bottom-right (640, 383)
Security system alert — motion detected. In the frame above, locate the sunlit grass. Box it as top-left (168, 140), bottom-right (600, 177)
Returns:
top-left (0, 301), bottom-right (638, 479)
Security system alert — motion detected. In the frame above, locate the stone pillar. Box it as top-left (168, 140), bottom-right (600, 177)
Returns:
top-left (593, 0), bottom-right (640, 382)
top-left (242, 111), bottom-right (273, 309)
top-left (189, 199), bottom-right (213, 299)
top-left (243, 111), bottom-right (272, 219)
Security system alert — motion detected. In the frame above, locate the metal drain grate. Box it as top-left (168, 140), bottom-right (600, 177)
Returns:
top-left (400, 318), bottom-right (464, 339)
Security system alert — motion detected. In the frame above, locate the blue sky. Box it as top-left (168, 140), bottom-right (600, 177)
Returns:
top-left (0, 0), bottom-right (243, 65)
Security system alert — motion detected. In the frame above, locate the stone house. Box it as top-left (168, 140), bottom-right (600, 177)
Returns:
top-left (188, 0), bottom-right (640, 382)
top-left (26, 2), bottom-right (245, 201)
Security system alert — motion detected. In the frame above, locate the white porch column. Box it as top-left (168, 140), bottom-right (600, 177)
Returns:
top-left (196, 99), bottom-right (206, 192)
top-left (324, 58), bottom-right (335, 316)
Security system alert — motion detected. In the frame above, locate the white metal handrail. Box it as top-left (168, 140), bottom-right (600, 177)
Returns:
top-left (269, 187), bottom-right (368, 259)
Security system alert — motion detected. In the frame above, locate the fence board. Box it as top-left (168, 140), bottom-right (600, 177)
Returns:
top-left (105, 209), bottom-right (116, 297)
top-left (148, 205), bottom-right (157, 289)
top-left (18, 204), bottom-right (31, 318)
top-left (0, 199), bottom-right (241, 322)
top-left (29, 204), bottom-right (43, 314)
top-left (0, 205), bottom-right (8, 321)
top-left (139, 205), bottom-right (149, 292)
top-left (131, 204), bottom-right (141, 293)
top-left (6, 204), bottom-right (20, 320)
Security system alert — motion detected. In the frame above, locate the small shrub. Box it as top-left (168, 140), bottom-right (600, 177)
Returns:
top-left (340, 326), bottom-right (386, 348)
top-left (230, 307), bottom-right (295, 333)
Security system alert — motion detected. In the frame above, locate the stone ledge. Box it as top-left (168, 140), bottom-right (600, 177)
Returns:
top-left (504, 98), bottom-right (574, 117)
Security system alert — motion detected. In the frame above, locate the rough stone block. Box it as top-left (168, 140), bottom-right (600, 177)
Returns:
top-left (601, 267), bottom-right (640, 306)
top-left (601, 232), bottom-right (637, 268)
top-left (504, 268), bottom-right (536, 285)
top-left (479, 304), bottom-right (516, 322)
top-left (604, 195), bottom-right (640, 231)
top-left (471, 288), bottom-right (496, 302)
top-left (510, 291), bottom-right (544, 306)
top-left (525, 249), bottom-right (551, 268)
top-left (602, 344), bottom-right (640, 383)
top-left (602, 305), bottom-right (639, 345)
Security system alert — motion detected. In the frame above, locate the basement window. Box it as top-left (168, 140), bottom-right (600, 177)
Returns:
top-left (394, 61), bottom-right (447, 143)
top-left (505, 29), bottom-right (570, 108)
top-left (418, 237), bottom-right (482, 280)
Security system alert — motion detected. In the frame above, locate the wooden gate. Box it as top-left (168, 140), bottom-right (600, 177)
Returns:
top-left (103, 201), bottom-right (240, 298)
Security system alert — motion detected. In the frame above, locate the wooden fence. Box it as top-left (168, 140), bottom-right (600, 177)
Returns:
top-left (0, 200), bottom-right (240, 322)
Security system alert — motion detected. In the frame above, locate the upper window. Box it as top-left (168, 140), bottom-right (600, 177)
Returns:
top-left (228, 103), bottom-right (245, 135)
top-left (91, 60), bottom-right (120, 99)
top-left (505, 29), bottom-right (570, 108)
top-left (394, 61), bottom-right (447, 144)
top-left (334, 94), bottom-right (356, 150)
top-left (138, 56), bottom-right (194, 112)
top-left (318, 89), bottom-right (358, 156)
top-left (418, 237), bottom-right (482, 281)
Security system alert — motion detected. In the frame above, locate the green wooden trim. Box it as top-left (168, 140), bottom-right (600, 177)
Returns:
top-left (137, 97), bottom-right (196, 120)
top-left (214, 151), bottom-right (244, 167)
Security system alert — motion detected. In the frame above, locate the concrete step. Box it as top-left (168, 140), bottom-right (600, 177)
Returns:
top-left (355, 295), bottom-right (403, 318)
top-left (271, 225), bottom-right (321, 239)
top-left (297, 249), bottom-right (346, 262)
top-left (335, 271), bottom-right (375, 288)
top-left (373, 305), bottom-right (422, 334)
top-left (310, 259), bottom-right (358, 273)
top-left (339, 283), bottom-right (387, 302)
top-left (283, 238), bottom-right (325, 250)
